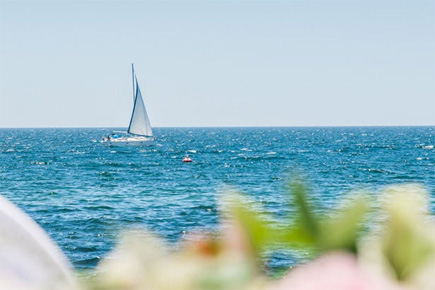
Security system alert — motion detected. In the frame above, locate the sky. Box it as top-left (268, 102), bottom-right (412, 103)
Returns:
top-left (0, 0), bottom-right (434, 128)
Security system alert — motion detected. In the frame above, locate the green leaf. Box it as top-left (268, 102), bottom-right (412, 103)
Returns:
top-left (285, 182), bottom-right (368, 254)
top-left (319, 195), bottom-right (368, 253)
top-left (230, 195), bottom-right (281, 255)
top-left (290, 181), bottom-right (320, 240)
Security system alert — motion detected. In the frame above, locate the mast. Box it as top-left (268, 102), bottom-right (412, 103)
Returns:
top-left (131, 63), bottom-right (135, 101)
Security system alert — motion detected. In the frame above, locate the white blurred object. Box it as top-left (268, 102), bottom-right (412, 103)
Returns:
top-left (0, 195), bottom-right (77, 290)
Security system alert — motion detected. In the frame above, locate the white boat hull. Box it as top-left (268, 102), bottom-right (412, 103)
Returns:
top-left (101, 136), bottom-right (155, 146)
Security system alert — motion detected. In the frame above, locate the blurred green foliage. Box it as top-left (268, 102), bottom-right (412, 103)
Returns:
top-left (84, 182), bottom-right (435, 290)
top-left (230, 180), bottom-right (369, 255)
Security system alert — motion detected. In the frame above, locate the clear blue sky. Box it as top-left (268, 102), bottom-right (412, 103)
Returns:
top-left (0, 0), bottom-right (434, 128)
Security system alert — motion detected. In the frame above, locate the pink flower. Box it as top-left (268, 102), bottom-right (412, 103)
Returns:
top-left (270, 252), bottom-right (403, 290)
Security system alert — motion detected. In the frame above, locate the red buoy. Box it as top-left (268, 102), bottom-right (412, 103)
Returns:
top-left (182, 155), bottom-right (192, 163)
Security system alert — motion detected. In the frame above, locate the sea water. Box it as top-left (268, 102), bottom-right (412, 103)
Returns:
top-left (0, 127), bottom-right (434, 270)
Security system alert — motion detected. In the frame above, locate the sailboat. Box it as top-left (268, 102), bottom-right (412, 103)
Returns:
top-left (102, 64), bottom-right (155, 146)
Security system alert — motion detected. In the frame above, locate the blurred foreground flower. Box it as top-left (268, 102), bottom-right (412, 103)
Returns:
top-left (89, 231), bottom-right (264, 290)
top-left (269, 252), bottom-right (403, 290)
top-left (359, 184), bottom-right (435, 290)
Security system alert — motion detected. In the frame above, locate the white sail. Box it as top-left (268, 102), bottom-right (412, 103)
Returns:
top-left (127, 79), bottom-right (153, 137)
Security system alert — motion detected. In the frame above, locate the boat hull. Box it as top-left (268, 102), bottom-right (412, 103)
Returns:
top-left (101, 136), bottom-right (155, 146)
top-left (106, 140), bottom-right (155, 146)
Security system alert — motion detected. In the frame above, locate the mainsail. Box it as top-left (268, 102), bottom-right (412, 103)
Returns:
top-left (127, 72), bottom-right (153, 137)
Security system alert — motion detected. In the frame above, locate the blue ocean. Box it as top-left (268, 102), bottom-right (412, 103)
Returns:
top-left (0, 127), bottom-right (434, 270)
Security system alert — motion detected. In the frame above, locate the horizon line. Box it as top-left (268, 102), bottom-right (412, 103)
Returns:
top-left (0, 125), bottom-right (434, 130)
